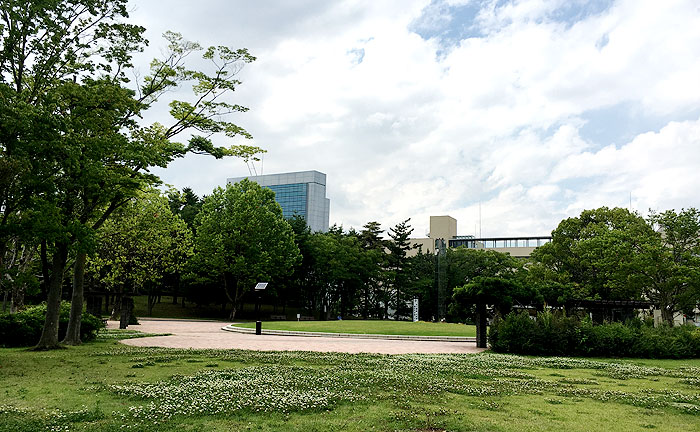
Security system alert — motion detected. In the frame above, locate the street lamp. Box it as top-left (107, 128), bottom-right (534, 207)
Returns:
top-left (254, 282), bottom-right (268, 335)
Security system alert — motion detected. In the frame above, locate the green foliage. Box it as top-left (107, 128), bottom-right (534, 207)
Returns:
top-left (167, 187), bottom-right (203, 232)
top-left (530, 207), bottom-right (700, 326)
top-left (529, 207), bottom-right (649, 302)
top-left (490, 311), bottom-right (700, 358)
top-left (88, 189), bottom-right (193, 293)
top-left (450, 249), bottom-right (535, 319)
top-left (193, 180), bottom-right (300, 317)
top-left (0, 302), bottom-right (103, 347)
top-left (1, 1), bottom-right (264, 348)
top-left (638, 208), bottom-right (700, 323)
top-left (387, 219), bottom-right (415, 318)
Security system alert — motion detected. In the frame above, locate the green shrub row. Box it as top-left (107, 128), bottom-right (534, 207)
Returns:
top-left (0, 302), bottom-right (104, 347)
top-left (489, 311), bottom-right (700, 358)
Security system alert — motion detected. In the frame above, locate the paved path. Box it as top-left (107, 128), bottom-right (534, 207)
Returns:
top-left (109, 319), bottom-right (485, 354)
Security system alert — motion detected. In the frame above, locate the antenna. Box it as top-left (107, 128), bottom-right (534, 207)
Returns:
top-left (629, 192), bottom-right (632, 211)
top-left (479, 201), bottom-right (482, 238)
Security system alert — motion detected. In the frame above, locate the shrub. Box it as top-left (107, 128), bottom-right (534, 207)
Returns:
top-left (0, 302), bottom-right (104, 347)
top-left (489, 311), bottom-right (537, 354)
top-left (489, 310), bottom-right (700, 358)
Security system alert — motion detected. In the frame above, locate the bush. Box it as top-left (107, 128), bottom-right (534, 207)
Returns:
top-left (489, 311), bottom-right (537, 354)
top-left (489, 310), bottom-right (700, 358)
top-left (0, 302), bottom-right (105, 347)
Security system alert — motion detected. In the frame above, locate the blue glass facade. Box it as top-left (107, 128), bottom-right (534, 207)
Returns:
top-left (266, 183), bottom-right (308, 219)
top-left (227, 171), bottom-right (330, 232)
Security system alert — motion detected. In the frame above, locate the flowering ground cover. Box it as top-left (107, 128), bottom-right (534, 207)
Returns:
top-left (232, 320), bottom-right (477, 336)
top-left (0, 329), bottom-right (698, 431)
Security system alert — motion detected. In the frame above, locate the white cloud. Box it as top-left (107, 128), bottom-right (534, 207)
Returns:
top-left (132, 0), bottom-right (700, 238)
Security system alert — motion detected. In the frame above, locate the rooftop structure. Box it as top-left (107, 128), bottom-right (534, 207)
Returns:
top-left (409, 215), bottom-right (551, 257)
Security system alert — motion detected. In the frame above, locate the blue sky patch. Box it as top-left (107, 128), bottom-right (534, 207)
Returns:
top-left (579, 103), bottom-right (700, 150)
top-left (409, 0), bottom-right (484, 52)
top-left (410, 0), bottom-right (616, 52)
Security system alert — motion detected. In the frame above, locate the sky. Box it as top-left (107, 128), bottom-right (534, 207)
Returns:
top-left (128, 0), bottom-right (700, 238)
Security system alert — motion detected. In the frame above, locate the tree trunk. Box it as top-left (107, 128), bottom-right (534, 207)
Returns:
top-left (63, 252), bottom-right (87, 345)
top-left (223, 273), bottom-right (241, 320)
top-left (147, 294), bottom-right (160, 316)
top-left (661, 306), bottom-right (675, 326)
top-left (35, 243), bottom-right (69, 350)
top-left (2, 290), bottom-right (7, 314)
top-left (40, 239), bottom-right (49, 299)
top-left (9, 284), bottom-right (25, 313)
top-left (119, 296), bottom-right (134, 329)
top-left (475, 302), bottom-right (488, 349)
top-left (110, 292), bottom-right (122, 320)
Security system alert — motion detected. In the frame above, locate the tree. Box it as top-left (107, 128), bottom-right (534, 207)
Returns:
top-left (530, 206), bottom-right (700, 325)
top-left (168, 187), bottom-right (203, 232)
top-left (450, 250), bottom-right (535, 348)
top-left (529, 207), bottom-right (648, 302)
top-left (1, 1), bottom-right (265, 348)
top-left (448, 248), bottom-right (529, 312)
top-left (633, 209), bottom-right (700, 325)
top-left (87, 190), bottom-right (193, 328)
top-left (0, 234), bottom-right (39, 313)
top-left (357, 221), bottom-right (387, 318)
top-left (285, 215), bottom-right (315, 314)
top-left (405, 250), bottom-right (436, 321)
top-left (387, 219), bottom-right (414, 319)
top-left (194, 180), bottom-right (300, 319)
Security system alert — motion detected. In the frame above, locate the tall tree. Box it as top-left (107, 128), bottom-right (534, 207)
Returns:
top-left (86, 190), bottom-right (193, 328)
top-left (1, 1), bottom-right (264, 348)
top-left (287, 215), bottom-right (316, 314)
top-left (387, 219), bottom-right (414, 319)
top-left (168, 187), bottom-right (203, 232)
top-left (529, 207), bottom-right (647, 302)
top-left (358, 221), bottom-right (387, 318)
top-left (405, 250), bottom-right (436, 321)
top-left (633, 209), bottom-right (700, 325)
top-left (194, 180), bottom-right (300, 319)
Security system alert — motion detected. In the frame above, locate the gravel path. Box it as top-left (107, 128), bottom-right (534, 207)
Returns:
top-left (110, 318), bottom-right (486, 354)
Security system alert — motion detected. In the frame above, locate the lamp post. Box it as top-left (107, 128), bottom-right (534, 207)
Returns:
top-left (254, 282), bottom-right (268, 335)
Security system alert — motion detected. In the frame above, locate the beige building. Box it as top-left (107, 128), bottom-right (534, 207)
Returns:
top-left (409, 215), bottom-right (551, 258)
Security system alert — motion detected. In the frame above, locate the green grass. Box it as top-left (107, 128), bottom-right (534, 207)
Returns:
top-left (1, 329), bottom-right (699, 431)
top-left (232, 320), bottom-right (477, 337)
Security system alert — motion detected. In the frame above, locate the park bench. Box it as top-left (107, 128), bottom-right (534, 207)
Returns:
top-left (269, 314), bottom-right (286, 320)
top-left (299, 315), bottom-right (314, 321)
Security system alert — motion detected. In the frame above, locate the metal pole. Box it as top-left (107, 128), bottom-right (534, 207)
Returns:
top-left (256, 291), bottom-right (262, 335)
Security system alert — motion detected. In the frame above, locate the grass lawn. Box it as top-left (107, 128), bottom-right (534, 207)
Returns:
top-left (0, 329), bottom-right (699, 431)
top-left (232, 320), bottom-right (477, 337)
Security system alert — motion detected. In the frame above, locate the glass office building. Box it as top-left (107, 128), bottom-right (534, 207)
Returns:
top-left (226, 170), bottom-right (330, 232)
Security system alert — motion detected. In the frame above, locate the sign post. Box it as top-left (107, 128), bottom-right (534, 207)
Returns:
top-left (412, 298), bottom-right (419, 322)
top-left (254, 282), bottom-right (268, 335)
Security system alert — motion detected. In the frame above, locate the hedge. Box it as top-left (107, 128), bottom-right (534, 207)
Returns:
top-left (0, 302), bottom-right (104, 347)
top-left (489, 310), bottom-right (700, 358)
